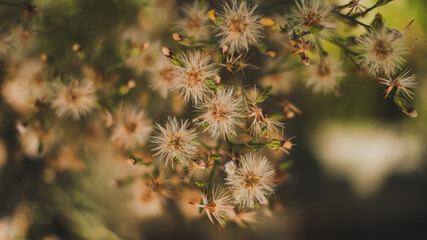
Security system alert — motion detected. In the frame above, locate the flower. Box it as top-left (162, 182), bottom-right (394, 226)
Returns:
top-left (245, 89), bottom-right (284, 138)
top-left (151, 117), bottom-right (199, 166)
top-left (215, 1), bottom-right (262, 53)
top-left (174, 1), bottom-right (210, 40)
top-left (306, 56), bottom-right (345, 93)
top-left (376, 69), bottom-right (417, 99)
top-left (357, 26), bottom-right (407, 76)
top-left (225, 160), bottom-right (237, 175)
top-left (288, 0), bottom-right (337, 38)
top-left (15, 60), bottom-right (48, 101)
top-left (229, 209), bottom-right (258, 228)
top-left (111, 106), bottom-right (153, 150)
top-left (226, 153), bottom-right (275, 208)
top-left (149, 58), bottom-right (177, 98)
top-left (50, 80), bottom-right (97, 120)
top-left (196, 87), bottom-right (245, 139)
top-left (189, 188), bottom-right (233, 227)
top-left (173, 51), bottom-right (217, 104)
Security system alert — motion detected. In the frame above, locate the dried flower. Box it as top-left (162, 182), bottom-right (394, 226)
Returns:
top-left (376, 69), bottom-right (417, 99)
top-left (196, 87), bottom-right (245, 139)
top-left (307, 57), bottom-right (345, 93)
top-left (14, 60), bottom-right (48, 101)
top-left (225, 160), bottom-right (237, 175)
top-left (175, 1), bottom-right (210, 40)
top-left (149, 57), bottom-right (177, 98)
top-left (215, 1), bottom-right (262, 53)
top-left (245, 90), bottom-right (284, 138)
top-left (357, 26), bottom-right (407, 76)
top-left (189, 188), bottom-right (233, 227)
top-left (151, 117), bottom-right (199, 167)
top-left (229, 209), bottom-right (258, 228)
top-left (50, 80), bottom-right (97, 120)
top-left (226, 153), bottom-right (275, 208)
top-left (288, 0), bottom-right (337, 37)
top-left (174, 51), bottom-right (217, 104)
top-left (111, 106), bottom-right (153, 150)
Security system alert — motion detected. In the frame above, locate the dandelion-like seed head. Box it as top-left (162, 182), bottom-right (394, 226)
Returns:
top-left (307, 57), bottom-right (345, 93)
top-left (111, 106), bottom-right (153, 150)
top-left (149, 57), bottom-right (177, 98)
top-left (226, 153), bottom-right (275, 208)
top-left (151, 117), bottom-right (199, 167)
top-left (175, 1), bottom-right (210, 40)
top-left (189, 188), bottom-right (233, 227)
top-left (174, 51), bottom-right (217, 104)
top-left (197, 87), bottom-right (245, 139)
top-left (357, 27), bottom-right (407, 76)
top-left (15, 60), bottom-right (48, 101)
top-left (216, 1), bottom-right (262, 53)
top-left (288, 0), bottom-right (336, 36)
top-left (376, 69), bottom-right (417, 100)
top-left (50, 80), bottom-right (97, 120)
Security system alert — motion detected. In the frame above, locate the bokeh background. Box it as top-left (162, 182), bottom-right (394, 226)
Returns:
top-left (0, 0), bottom-right (426, 239)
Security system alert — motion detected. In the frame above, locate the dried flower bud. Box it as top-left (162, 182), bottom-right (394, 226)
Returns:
top-left (162, 47), bottom-right (172, 57)
top-left (72, 43), bottom-right (81, 52)
top-left (260, 17), bottom-right (275, 27)
top-left (172, 33), bottom-right (182, 42)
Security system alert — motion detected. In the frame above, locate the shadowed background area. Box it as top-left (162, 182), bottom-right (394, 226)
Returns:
top-left (0, 0), bottom-right (426, 239)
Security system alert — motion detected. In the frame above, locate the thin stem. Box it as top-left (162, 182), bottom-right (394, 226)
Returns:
top-left (335, 12), bottom-right (371, 31)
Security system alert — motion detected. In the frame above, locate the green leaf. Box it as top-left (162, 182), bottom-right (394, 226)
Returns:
top-left (374, 0), bottom-right (394, 7)
top-left (128, 153), bottom-right (149, 166)
top-left (371, 13), bottom-right (384, 30)
top-left (129, 46), bottom-right (142, 57)
top-left (255, 86), bottom-right (273, 104)
top-left (195, 180), bottom-right (207, 188)
top-left (205, 80), bottom-right (216, 89)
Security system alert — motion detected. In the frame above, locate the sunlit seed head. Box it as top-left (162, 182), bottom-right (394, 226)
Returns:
top-left (226, 153), bottom-right (275, 208)
top-left (111, 106), bottom-right (153, 150)
top-left (216, 1), bottom-right (262, 53)
top-left (50, 80), bottom-right (97, 120)
top-left (376, 69), bottom-right (417, 100)
top-left (288, 0), bottom-right (336, 43)
top-left (197, 87), bottom-right (245, 139)
top-left (173, 51), bottom-right (217, 104)
top-left (189, 188), bottom-right (233, 227)
top-left (151, 117), bottom-right (199, 166)
top-left (288, 0), bottom-right (336, 33)
top-left (357, 27), bottom-right (407, 76)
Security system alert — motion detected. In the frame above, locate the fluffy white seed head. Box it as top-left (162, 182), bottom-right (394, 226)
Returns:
top-left (149, 57), bottom-right (177, 98)
top-left (14, 60), bottom-right (49, 101)
top-left (226, 153), bottom-right (275, 208)
top-left (111, 106), bottom-right (153, 150)
top-left (190, 188), bottom-right (233, 227)
top-left (151, 117), bottom-right (199, 166)
top-left (357, 27), bottom-right (407, 76)
top-left (197, 87), bottom-right (245, 139)
top-left (288, 0), bottom-right (337, 38)
top-left (174, 1), bottom-right (210, 40)
top-left (216, 1), bottom-right (262, 53)
top-left (173, 51), bottom-right (217, 104)
top-left (307, 57), bottom-right (345, 93)
top-left (50, 80), bottom-right (97, 120)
